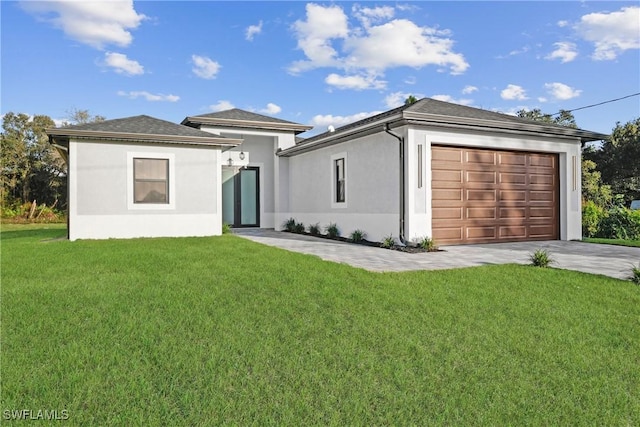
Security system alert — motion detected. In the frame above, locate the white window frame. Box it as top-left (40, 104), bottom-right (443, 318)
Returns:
top-left (331, 152), bottom-right (347, 209)
top-left (127, 152), bottom-right (176, 210)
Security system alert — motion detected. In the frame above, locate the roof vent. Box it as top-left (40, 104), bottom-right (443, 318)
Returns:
top-left (328, 125), bottom-right (335, 133)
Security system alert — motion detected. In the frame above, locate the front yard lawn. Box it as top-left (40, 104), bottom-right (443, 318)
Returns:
top-left (583, 237), bottom-right (640, 248)
top-left (2, 226), bottom-right (639, 425)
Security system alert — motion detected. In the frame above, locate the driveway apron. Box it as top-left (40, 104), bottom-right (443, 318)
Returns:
top-left (234, 229), bottom-right (639, 280)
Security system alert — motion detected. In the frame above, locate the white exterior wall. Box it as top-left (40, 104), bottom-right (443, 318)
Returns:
top-left (68, 139), bottom-right (222, 241)
top-left (199, 125), bottom-right (296, 228)
top-left (285, 132), bottom-right (400, 242)
top-left (405, 126), bottom-right (583, 242)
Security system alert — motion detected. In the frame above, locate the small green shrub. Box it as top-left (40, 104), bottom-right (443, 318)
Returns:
top-left (631, 262), bottom-right (640, 285)
top-left (582, 200), bottom-right (605, 238)
top-left (293, 221), bottom-right (306, 234)
top-left (325, 223), bottom-right (340, 239)
top-left (418, 236), bottom-right (438, 252)
top-left (380, 235), bottom-right (395, 249)
top-left (598, 206), bottom-right (640, 240)
top-left (349, 229), bottom-right (366, 243)
top-left (283, 218), bottom-right (296, 232)
top-left (530, 249), bottom-right (553, 268)
top-left (308, 223), bottom-right (320, 235)
top-left (222, 223), bottom-right (232, 234)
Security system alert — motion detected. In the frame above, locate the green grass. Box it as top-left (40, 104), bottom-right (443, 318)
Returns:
top-left (2, 225), bottom-right (639, 425)
top-left (583, 237), bottom-right (640, 247)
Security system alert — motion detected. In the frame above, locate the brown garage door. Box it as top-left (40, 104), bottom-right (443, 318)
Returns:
top-left (432, 146), bottom-right (558, 245)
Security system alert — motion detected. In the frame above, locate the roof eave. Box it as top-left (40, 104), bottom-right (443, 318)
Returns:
top-left (403, 111), bottom-right (609, 142)
top-left (45, 128), bottom-right (242, 148)
top-left (182, 116), bottom-right (313, 134)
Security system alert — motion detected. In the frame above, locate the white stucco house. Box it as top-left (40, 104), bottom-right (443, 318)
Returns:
top-left (47, 98), bottom-right (607, 245)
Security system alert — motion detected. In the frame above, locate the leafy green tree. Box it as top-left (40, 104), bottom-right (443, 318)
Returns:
top-left (404, 95), bottom-right (418, 105)
top-left (516, 108), bottom-right (577, 128)
top-left (62, 108), bottom-right (106, 126)
top-left (593, 118), bottom-right (640, 204)
top-left (1, 112), bottom-right (61, 207)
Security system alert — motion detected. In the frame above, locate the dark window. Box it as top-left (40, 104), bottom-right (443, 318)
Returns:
top-left (335, 158), bottom-right (345, 203)
top-left (134, 158), bottom-right (169, 203)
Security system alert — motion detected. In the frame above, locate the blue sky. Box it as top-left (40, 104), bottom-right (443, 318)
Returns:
top-left (2, 1), bottom-right (638, 135)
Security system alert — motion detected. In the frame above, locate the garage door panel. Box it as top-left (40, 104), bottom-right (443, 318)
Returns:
top-left (529, 224), bottom-right (555, 238)
top-left (432, 169), bottom-right (463, 184)
top-left (500, 172), bottom-right (527, 185)
top-left (530, 174), bottom-right (554, 185)
top-left (432, 146), bottom-right (558, 245)
top-left (530, 190), bottom-right (554, 201)
top-left (433, 227), bottom-right (463, 241)
top-left (432, 147), bottom-right (463, 162)
top-left (433, 207), bottom-right (463, 220)
top-left (499, 190), bottom-right (526, 201)
top-left (466, 171), bottom-right (496, 184)
top-left (499, 152), bottom-right (527, 166)
top-left (467, 207), bottom-right (496, 220)
top-left (432, 188), bottom-right (463, 201)
top-left (499, 226), bottom-right (527, 238)
top-left (529, 154), bottom-right (555, 168)
top-left (466, 227), bottom-right (497, 240)
top-left (500, 207), bottom-right (526, 219)
top-left (465, 151), bottom-right (496, 165)
top-left (467, 189), bottom-right (497, 201)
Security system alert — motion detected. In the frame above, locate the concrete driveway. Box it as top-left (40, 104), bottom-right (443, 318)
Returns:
top-left (234, 229), bottom-right (639, 280)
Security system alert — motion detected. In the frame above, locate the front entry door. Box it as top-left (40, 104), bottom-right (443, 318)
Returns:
top-left (222, 166), bottom-right (260, 227)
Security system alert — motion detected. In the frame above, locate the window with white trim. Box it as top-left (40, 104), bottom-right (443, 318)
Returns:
top-left (335, 158), bottom-right (345, 203)
top-left (331, 152), bottom-right (347, 208)
top-left (127, 152), bottom-right (175, 210)
top-left (134, 158), bottom-right (169, 203)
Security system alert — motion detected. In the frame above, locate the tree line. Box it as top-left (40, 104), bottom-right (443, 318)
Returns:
top-left (1, 110), bottom-right (104, 216)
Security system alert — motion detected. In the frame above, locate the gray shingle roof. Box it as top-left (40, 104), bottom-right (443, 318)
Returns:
top-left (295, 97), bottom-right (608, 147)
top-left (190, 109), bottom-right (303, 126)
top-left (58, 115), bottom-right (220, 138)
top-left (182, 108), bottom-right (312, 134)
top-left (46, 115), bottom-right (241, 148)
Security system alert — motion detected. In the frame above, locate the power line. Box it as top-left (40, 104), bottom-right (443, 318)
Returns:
top-left (551, 92), bottom-right (640, 116)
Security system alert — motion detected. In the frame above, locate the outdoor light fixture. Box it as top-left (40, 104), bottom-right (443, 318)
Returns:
top-left (239, 151), bottom-right (245, 160)
top-left (228, 158), bottom-right (233, 166)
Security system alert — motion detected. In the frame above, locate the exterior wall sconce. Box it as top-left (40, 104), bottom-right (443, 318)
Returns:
top-left (239, 151), bottom-right (245, 160)
top-left (228, 158), bottom-right (233, 166)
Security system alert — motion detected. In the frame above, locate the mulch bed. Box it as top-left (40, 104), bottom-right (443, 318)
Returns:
top-left (283, 231), bottom-right (441, 253)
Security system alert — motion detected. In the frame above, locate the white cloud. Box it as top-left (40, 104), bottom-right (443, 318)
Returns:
top-left (246, 21), bottom-right (263, 41)
top-left (538, 97), bottom-right (548, 103)
top-left (104, 52), bottom-right (144, 75)
top-left (191, 55), bottom-right (221, 79)
top-left (501, 84), bottom-right (528, 101)
top-left (260, 103), bottom-right (282, 115)
top-left (575, 6), bottom-right (640, 60)
top-left (289, 4), bottom-right (468, 80)
top-left (325, 73), bottom-right (386, 90)
top-left (289, 3), bottom-right (349, 73)
top-left (343, 19), bottom-right (468, 74)
top-left (544, 82), bottom-right (582, 100)
top-left (353, 5), bottom-right (395, 27)
top-left (546, 42), bottom-right (578, 63)
top-left (117, 90), bottom-right (179, 102)
top-left (209, 100), bottom-right (235, 112)
top-left (21, 0), bottom-right (146, 49)
top-left (557, 20), bottom-right (569, 28)
top-left (404, 76), bottom-right (417, 85)
top-left (310, 111), bottom-right (383, 128)
top-left (384, 91), bottom-right (424, 108)
top-left (431, 95), bottom-right (473, 106)
top-left (462, 85), bottom-right (478, 94)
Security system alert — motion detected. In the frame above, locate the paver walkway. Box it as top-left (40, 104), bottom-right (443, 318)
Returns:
top-left (234, 229), bottom-right (639, 280)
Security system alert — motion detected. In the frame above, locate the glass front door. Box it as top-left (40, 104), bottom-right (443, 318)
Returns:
top-left (222, 166), bottom-right (260, 227)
